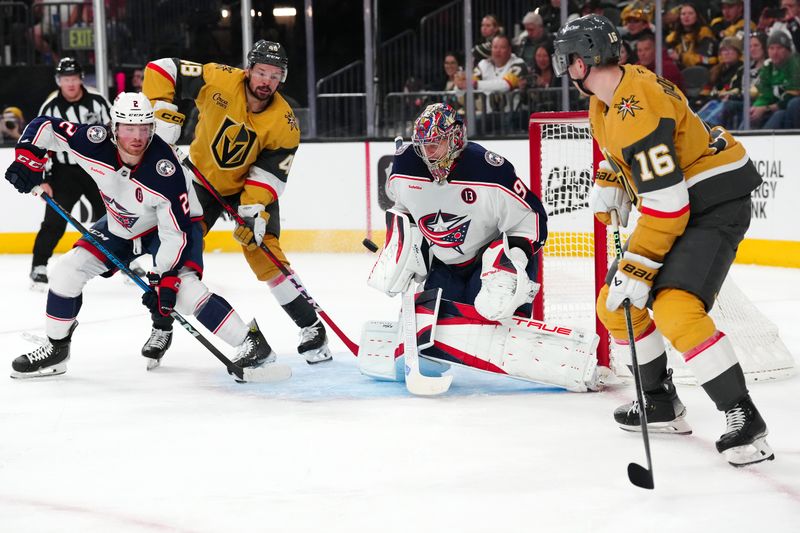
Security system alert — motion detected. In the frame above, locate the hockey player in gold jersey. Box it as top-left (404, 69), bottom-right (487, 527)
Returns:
top-left (554, 15), bottom-right (773, 466)
top-left (140, 40), bottom-right (332, 365)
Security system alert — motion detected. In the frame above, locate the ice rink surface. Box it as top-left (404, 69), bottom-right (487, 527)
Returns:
top-left (0, 252), bottom-right (798, 533)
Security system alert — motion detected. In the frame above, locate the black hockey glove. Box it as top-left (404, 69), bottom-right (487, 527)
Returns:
top-left (142, 271), bottom-right (181, 317)
top-left (5, 144), bottom-right (48, 194)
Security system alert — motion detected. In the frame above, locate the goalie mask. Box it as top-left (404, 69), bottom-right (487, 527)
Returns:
top-left (110, 92), bottom-right (155, 147)
top-left (412, 103), bottom-right (466, 184)
top-left (553, 14), bottom-right (620, 82)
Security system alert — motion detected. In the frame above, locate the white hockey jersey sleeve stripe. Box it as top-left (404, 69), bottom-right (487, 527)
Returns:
top-left (246, 165), bottom-right (286, 199)
top-left (638, 179), bottom-right (690, 218)
top-left (146, 58), bottom-right (178, 85)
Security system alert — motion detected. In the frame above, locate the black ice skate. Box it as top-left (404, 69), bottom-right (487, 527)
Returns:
top-left (141, 327), bottom-right (173, 370)
top-left (716, 395), bottom-right (775, 467)
top-left (297, 318), bottom-right (332, 364)
top-left (233, 319), bottom-right (276, 371)
top-left (12, 322), bottom-right (77, 379)
top-left (614, 370), bottom-right (692, 434)
top-left (29, 265), bottom-right (48, 291)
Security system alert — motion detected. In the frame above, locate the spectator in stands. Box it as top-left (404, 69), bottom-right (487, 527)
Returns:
top-left (697, 37), bottom-right (744, 126)
top-left (666, 3), bottom-right (719, 69)
top-left (769, 0), bottom-right (800, 53)
top-left (619, 40), bottom-right (634, 65)
top-left (636, 32), bottom-right (685, 90)
top-left (131, 67), bottom-right (144, 92)
top-left (440, 52), bottom-right (465, 114)
top-left (473, 14), bottom-right (503, 63)
top-left (710, 0), bottom-right (755, 40)
top-left (580, 0), bottom-right (605, 17)
top-left (720, 32), bottom-right (769, 130)
top-left (0, 106), bottom-right (25, 145)
top-left (621, 1), bottom-right (655, 64)
top-left (537, 0), bottom-right (580, 35)
top-left (750, 31), bottom-right (800, 129)
top-left (526, 43), bottom-right (560, 113)
top-left (514, 12), bottom-right (553, 68)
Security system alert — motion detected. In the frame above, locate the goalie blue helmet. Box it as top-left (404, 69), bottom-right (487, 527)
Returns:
top-left (412, 103), bottom-right (466, 183)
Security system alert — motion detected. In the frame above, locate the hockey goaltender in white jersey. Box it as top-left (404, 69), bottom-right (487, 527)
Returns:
top-left (361, 103), bottom-right (600, 393)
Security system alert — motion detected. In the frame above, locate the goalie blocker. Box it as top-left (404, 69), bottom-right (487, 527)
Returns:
top-left (358, 288), bottom-right (600, 392)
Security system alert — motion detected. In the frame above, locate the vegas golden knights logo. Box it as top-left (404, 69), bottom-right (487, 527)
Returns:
top-left (212, 117), bottom-right (257, 168)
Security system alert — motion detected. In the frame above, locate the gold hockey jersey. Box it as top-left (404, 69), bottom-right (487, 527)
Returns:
top-left (143, 58), bottom-right (300, 206)
top-left (589, 64), bottom-right (761, 263)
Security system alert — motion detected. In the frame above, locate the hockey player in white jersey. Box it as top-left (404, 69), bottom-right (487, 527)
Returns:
top-left (362, 103), bottom-right (600, 392)
top-left (4, 93), bottom-right (277, 378)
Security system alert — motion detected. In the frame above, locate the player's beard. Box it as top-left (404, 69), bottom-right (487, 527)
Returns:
top-left (247, 77), bottom-right (273, 101)
top-left (118, 138), bottom-right (146, 161)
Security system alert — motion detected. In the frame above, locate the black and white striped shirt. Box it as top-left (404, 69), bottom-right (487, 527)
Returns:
top-left (37, 87), bottom-right (111, 165)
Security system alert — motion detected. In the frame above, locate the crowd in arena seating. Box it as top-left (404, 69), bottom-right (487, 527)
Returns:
top-left (407, 0), bottom-right (800, 134)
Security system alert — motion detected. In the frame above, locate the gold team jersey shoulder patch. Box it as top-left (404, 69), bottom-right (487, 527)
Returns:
top-left (211, 116), bottom-right (258, 169)
top-left (285, 111), bottom-right (299, 132)
top-left (614, 95), bottom-right (643, 121)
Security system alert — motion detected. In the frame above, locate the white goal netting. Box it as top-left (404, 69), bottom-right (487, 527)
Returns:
top-left (529, 112), bottom-right (795, 384)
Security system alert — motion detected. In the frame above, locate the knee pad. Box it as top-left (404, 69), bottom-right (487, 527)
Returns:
top-left (242, 234), bottom-right (289, 282)
top-left (49, 247), bottom-right (108, 298)
top-left (652, 288), bottom-right (716, 353)
top-left (596, 284), bottom-right (652, 341)
top-left (174, 270), bottom-right (211, 315)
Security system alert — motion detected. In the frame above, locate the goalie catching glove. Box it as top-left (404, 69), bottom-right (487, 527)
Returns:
top-left (142, 271), bottom-right (181, 317)
top-left (233, 204), bottom-right (270, 251)
top-left (590, 160), bottom-right (631, 227)
top-left (152, 101), bottom-right (185, 145)
top-left (5, 144), bottom-right (48, 194)
top-left (474, 237), bottom-right (539, 321)
top-left (606, 251), bottom-right (661, 311)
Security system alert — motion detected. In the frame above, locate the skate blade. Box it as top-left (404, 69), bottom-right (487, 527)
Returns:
top-left (304, 347), bottom-right (333, 365)
top-left (235, 363), bottom-right (292, 383)
top-left (29, 281), bottom-right (47, 292)
top-left (619, 416), bottom-right (693, 435)
top-left (724, 436), bottom-right (775, 467)
top-left (10, 363), bottom-right (67, 379)
top-left (146, 358), bottom-right (162, 371)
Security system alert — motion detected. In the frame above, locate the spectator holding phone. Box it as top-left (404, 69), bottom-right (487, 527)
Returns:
top-left (0, 106), bottom-right (25, 144)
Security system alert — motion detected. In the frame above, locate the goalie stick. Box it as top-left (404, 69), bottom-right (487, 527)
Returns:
top-left (34, 188), bottom-right (291, 384)
top-left (181, 157), bottom-right (359, 357)
top-left (611, 209), bottom-right (655, 490)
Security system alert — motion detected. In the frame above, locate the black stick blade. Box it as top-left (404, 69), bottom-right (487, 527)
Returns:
top-left (628, 462), bottom-right (655, 490)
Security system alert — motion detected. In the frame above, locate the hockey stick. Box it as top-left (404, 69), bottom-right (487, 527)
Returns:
top-left (34, 188), bottom-right (290, 384)
top-left (401, 284), bottom-right (453, 396)
top-left (181, 158), bottom-right (360, 356)
top-left (610, 210), bottom-right (655, 490)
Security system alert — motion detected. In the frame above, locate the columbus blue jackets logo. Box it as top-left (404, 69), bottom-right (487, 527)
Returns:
top-left (484, 150), bottom-right (504, 166)
top-left (100, 192), bottom-right (139, 231)
top-left (156, 159), bottom-right (176, 176)
top-left (212, 116), bottom-right (257, 169)
top-left (418, 210), bottom-right (470, 254)
top-left (86, 125), bottom-right (107, 143)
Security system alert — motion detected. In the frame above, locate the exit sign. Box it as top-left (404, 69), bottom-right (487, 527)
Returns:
top-left (62, 27), bottom-right (94, 50)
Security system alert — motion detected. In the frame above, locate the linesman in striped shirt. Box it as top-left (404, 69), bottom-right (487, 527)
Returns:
top-left (30, 57), bottom-right (111, 290)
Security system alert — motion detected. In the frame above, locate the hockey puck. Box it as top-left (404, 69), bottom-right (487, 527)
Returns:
top-left (362, 238), bottom-right (379, 253)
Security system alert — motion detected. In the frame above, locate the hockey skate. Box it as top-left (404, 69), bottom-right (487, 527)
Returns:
top-left (12, 322), bottom-right (77, 379)
top-left (234, 319), bottom-right (276, 368)
top-left (141, 327), bottom-right (173, 370)
top-left (298, 318), bottom-right (332, 364)
top-left (614, 370), bottom-right (692, 434)
top-left (716, 395), bottom-right (775, 467)
top-left (29, 265), bottom-right (48, 291)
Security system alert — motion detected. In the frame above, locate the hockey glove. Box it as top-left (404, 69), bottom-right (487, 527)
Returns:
top-left (142, 271), bottom-right (181, 317)
top-left (233, 204), bottom-right (270, 251)
top-left (590, 163), bottom-right (631, 227)
top-left (5, 145), bottom-right (48, 194)
top-left (605, 251), bottom-right (662, 312)
top-left (152, 101), bottom-right (185, 145)
top-left (474, 240), bottom-right (540, 321)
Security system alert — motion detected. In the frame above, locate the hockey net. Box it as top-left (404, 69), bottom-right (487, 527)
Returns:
top-left (529, 111), bottom-right (795, 384)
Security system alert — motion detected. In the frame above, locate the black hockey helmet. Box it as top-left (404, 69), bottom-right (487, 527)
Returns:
top-left (247, 40), bottom-right (288, 83)
top-left (552, 14), bottom-right (620, 77)
top-left (56, 57), bottom-right (83, 78)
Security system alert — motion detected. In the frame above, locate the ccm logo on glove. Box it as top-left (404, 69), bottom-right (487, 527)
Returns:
top-left (16, 150), bottom-right (47, 171)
